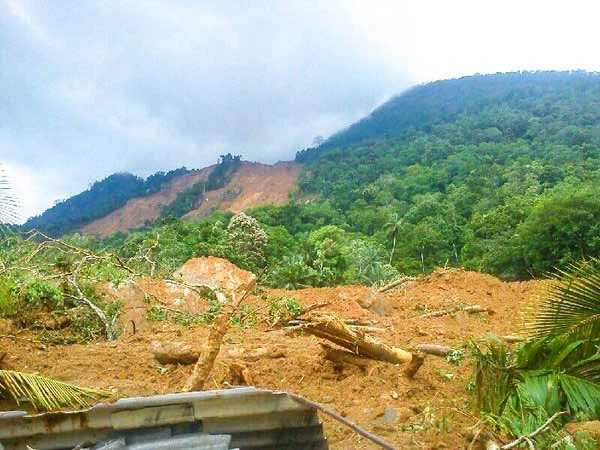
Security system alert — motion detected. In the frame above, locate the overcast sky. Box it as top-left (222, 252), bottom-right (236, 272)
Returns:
top-left (2, 0), bottom-right (600, 221)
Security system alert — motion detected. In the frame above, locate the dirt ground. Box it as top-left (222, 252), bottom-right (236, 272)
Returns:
top-left (1, 268), bottom-right (547, 449)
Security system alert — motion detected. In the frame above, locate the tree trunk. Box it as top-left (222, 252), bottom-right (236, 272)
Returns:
top-left (301, 315), bottom-right (414, 365)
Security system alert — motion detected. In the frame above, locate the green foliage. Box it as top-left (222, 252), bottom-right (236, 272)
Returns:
top-left (529, 258), bottom-right (600, 341)
top-left (267, 295), bottom-right (303, 325)
top-left (292, 72), bottom-right (600, 279)
top-left (226, 212), bottom-right (268, 271)
top-left (471, 260), bottom-right (600, 445)
top-left (0, 233), bottom-right (136, 342)
top-left (160, 180), bottom-right (205, 219)
top-left (145, 299), bottom-right (223, 326)
top-left (205, 153), bottom-right (241, 190)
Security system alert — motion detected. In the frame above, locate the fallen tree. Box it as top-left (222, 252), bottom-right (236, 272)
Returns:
top-left (320, 343), bottom-right (371, 371)
top-left (298, 314), bottom-right (424, 377)
top-left (415, 343), bottom-right (457, 357)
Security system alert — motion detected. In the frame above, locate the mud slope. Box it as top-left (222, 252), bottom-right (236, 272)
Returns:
top-left (185, 161), bottom-right (301, 219)
top-left (81, 161), bottom-right (300, 237)
top-left (4, 269), bottom-right (546, 449)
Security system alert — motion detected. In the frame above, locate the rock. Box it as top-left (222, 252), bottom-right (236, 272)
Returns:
top-left (358, 290), bottom-right (391, 315)
top-left (174, 257), bottom-right (256, 299)
top-left (564, 420), bottom-right (600, 439)
top-left (373, 406), bottom-right (399, 428)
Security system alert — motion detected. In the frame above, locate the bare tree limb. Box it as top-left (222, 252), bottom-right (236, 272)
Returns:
top-left (378, 276), bottom-right (415, 293)
top-left (66, 278), bottom-right (113, 341)
top-left (418, 304), bottom-right (488, 318)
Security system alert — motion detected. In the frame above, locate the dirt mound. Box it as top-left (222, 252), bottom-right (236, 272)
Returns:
top-left (3, 269), bottom-right (546, 449)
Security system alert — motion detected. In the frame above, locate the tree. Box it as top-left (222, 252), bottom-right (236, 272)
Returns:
top-left (226, 212), bottom-right (268, 271)
top-left (515, 185), bottom-right (600, 275)
top-left (384, 213), bottom-right (402, 264)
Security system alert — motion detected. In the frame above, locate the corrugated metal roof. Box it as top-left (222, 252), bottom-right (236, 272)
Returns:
top-left (0, 388), bottom-right (328, 450)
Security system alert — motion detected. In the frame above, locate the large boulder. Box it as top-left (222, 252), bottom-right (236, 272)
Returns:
top-left (174, 257), bottom-right (256, 299)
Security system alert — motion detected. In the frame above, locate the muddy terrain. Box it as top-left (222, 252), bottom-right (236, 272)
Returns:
top-left (2, 267), bottom-right (545, 449)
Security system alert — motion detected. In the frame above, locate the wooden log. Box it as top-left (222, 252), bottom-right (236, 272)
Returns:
top-left (415, 344), bottom-right (457, 357)
top-left (151, 341), bottom-right (200, 365)
top-left (418, 304), bottom-right (488, 318)
top-left (183, 277), bottom-right (258, 392)
top-left (320, 343), bottom-right (371, 370)
top-left (301, 314), bottom-right (413, 365)
top-left (378, 276), bottom-right (415, 293)
top-left (403, 352), bottom-right (425, 379)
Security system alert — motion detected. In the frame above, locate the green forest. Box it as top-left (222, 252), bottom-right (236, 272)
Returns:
top-left (65, 71), bottom-right (600, 288)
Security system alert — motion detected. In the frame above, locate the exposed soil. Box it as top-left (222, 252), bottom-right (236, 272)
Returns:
top-left (81, 167), bottom-right (214, 237)
top-left (81, 161), bottom-right (301, 237)
top-left (185, 161), bottom-right (301, 220)
top-left (2, 268), bottom-right (547, 449)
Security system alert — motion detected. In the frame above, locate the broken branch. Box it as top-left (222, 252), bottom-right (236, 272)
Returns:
top-left (378, 276), bottom-right (415, 293)
top-left (418, 304), bottom-right (488, 318)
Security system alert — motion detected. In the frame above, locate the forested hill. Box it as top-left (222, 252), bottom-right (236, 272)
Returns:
top-left (297, 70), bottom-right (600, 160)
top-left (285, 71), bottom-right (600, 281)
top-left (23, 168), bottom-right (193, 236)
top-left (26, 71), bottom-right (600, 285)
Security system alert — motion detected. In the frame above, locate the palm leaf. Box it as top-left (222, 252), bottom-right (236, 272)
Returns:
top-left (0, 370), bottom-right (112, 411)
top-left (527, 259), bottom-right (600, 340)
top-left (0, 163), bottom-right (20, 238)
top-left (558, 373), bottom-right (600, 416)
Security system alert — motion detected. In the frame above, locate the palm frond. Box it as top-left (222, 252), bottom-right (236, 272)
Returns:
top-left (0, 163), bottom-right (20, 238)
top-left (527, 258), bottom-right (600, 339)
top-left (0, 369), bottom-right (112, 411)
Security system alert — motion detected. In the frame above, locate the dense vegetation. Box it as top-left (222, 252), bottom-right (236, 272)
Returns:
top-left (23, 167), bottom-right (192, 236)
top-left (472, 259), bottom-right (600, 447)
top-left (22, 71), bottom-right (600, 286)
top-left (293, 71), bottom-right (600, 280)
top-left (92, 72), bottom-right (600, 287)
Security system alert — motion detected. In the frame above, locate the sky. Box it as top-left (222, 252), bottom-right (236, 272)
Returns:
top-left (1, 0), bottom-right (600, 222)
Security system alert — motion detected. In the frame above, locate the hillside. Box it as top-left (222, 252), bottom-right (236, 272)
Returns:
top-left (22, 168), bottom-right (193, 236)
top-left (24, 71), bottom-right (600, 282)
top-left (82, 161), bottom-right (300, 237)
top-left (80, 167), bottom-right (212, 237)
top-left (299, 70), bottom-right (600, 157)
top-left (185, 161), bottom-right (300, 220)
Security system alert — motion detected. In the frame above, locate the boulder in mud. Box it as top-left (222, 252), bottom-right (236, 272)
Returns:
top-left (358, 290), bottom-right (392, 315)
top-left (173, 257), bottom-right (256, 297)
